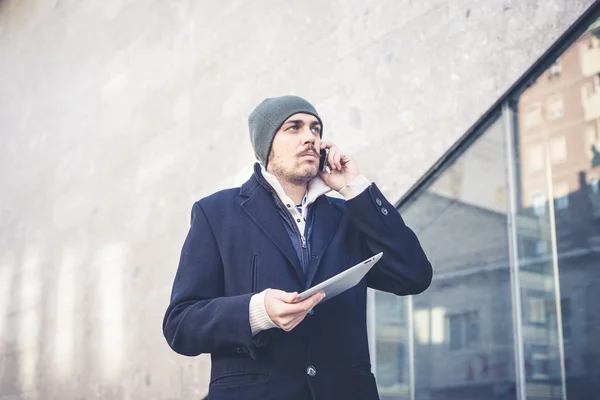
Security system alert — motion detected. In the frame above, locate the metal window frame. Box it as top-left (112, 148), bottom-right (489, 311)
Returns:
top-left (503, 102), bottom-right (527, 400)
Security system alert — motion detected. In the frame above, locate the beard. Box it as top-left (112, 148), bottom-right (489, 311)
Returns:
top-left (268, 149), bottom-right (319, 185)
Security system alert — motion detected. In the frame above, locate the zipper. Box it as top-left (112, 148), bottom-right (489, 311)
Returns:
top-left (300, 234), bottom-right (309, 281)
top-left (269, 192), bottom-right (310, 275)
top-left (255, 170), bottom-right (310, 276)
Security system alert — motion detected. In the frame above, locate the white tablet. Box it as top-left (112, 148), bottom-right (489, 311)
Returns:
top-left (294, 252), bottom-right (383, 302)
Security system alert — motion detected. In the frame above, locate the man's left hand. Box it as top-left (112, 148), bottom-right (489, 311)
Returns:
top-left (318, 140), bottom-right (360, 192)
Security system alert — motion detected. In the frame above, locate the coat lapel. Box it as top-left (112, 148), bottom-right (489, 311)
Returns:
top-left (240, 180), bottom-right (305, 285)
top-left (305, 196), bottom-right (342, 288)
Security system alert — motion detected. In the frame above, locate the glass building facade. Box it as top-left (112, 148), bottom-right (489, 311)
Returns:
top-left (370, 4), bottom-right (600, 400)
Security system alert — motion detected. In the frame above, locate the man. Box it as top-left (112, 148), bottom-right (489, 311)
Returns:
top-left (163, 95), bottom-right (432, 400)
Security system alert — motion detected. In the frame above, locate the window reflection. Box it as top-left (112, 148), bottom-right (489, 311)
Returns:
top-left (447, 311), bottom-right (479, 350)
top-left (374, 118), bottom-right (516, 400)
top-left (375, 292), bottom-right (410, 399)
top-left (372, 13), bottom-right (600, 400)
top-left (514, 16), bottom-right (600, 400)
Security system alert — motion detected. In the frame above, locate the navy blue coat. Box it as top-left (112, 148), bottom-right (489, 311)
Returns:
top-left (163, 164), bottom-right (432, 400)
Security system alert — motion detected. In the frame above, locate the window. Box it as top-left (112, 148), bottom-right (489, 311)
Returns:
top-left (550, 136), bottom-right (567, 164)
top-left (548, 59), bottom-right (561, 79)
top-left (520, 238), bottom-right (548, 258)
top-left (528, 144), bottom-right (545, 172)
top-left (584, 124), bottom-right (600, 165)
top-left (532, 192), bottom-right (547, 216)
top-left (526, 297), bottom-right (547, 324)
top-left (520, 238), bottom-right (536, 257)
top-left (524, 102), bottom-right (543, 129)
top-left (449, 315), bottom-right (462, 350)
top-left (448, 311), bottom-right (479, 350)
top-left (555, 196), bottom-right (569, 210)
top-left (536, 240), bottom-right (549, 255)
top-left (582, 75), bottom-right (600, 101)
top-left (375, 291), bottom-right (405, 325)
top-left (530, 346), bottom-right (551, 380)
top-left (582, 81), bottom-right (595, 99)
top-left (376, 341), bottom-right (406, 387)
top-left (590, 176), bottom-right (600, 194)
top-left (588, 175), bottom-right (600, 217)
top-left (554, 182), bottom-right (570, 210)
top-left (465, 312), bottom-right (479, 346)
top-left (546, 95), bottom-right (564, 120)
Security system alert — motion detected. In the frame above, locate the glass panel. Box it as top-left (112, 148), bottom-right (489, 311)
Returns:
top-left (374, 291), bottom-right (410, 399)
top-left (512, 16), bottom-right (600, 400)
top-left (374, 118), bottom-right (517, 400)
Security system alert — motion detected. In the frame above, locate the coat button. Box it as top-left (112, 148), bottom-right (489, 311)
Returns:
top-left (381, 207), bottom-right (388, 215)
top-left (376, 198), bottom-right (382, 206)
top-left (306, 365), bottom-right (316, 377)
top-left (307, 309), bottom-right (314, 316)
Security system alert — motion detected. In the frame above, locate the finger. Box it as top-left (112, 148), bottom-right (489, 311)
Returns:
top-left (308, 291), bottom-right (325, 309)
top-left (340, 151), bottom-right (350, 164)
top-left (277, 301), bottom-right (308, 317)
top-left (284, 292), bottom-right (298, 303)
top-left (326, 147), bottom-right (336, 170)
top-left (276, 300), bottom-right (310, 318)
top-left (286, 293), bottom-right (324, 328)
top-left (276, 294), bottom-right (325, 326)
top-left (334, 148), bottom-right (343, 171)
top-left (294, 292), bottom-right (325, 313)
top-left (270, 290), bottom-right (298, 303)
top-left (278, 296), bottom-right (319, 317)
top-left (327, 147), bottom-right (341, 171)
top-left (325, 147), bottom-right (333, 169)
top-left (334, 148), bottom-right (342, 170)
top-left (320, 140), bottom-right (335, 150)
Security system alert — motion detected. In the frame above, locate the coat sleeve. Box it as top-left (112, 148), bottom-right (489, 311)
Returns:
top-left (162, 201), bottom-right (267, 359)
top-left (344, 183), bottom-right (433, 295)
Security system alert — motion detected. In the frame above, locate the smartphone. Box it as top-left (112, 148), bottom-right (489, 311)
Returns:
top-left (319, 149), bottom-right (329, 172)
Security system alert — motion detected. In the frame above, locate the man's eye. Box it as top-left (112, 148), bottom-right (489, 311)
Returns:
top-left (311, 127), bottom-right (321, 134)
top-left (288, 125), bottom-right (299, 131)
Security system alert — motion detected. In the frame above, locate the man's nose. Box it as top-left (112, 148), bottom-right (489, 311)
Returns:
top-left (301, 127), bottom-right (316, 144)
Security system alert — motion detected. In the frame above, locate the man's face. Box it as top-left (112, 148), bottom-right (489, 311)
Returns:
top-left (266, 113), bottom-right (322, 185)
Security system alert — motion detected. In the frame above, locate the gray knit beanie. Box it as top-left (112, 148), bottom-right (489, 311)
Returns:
top-left (248, 95), bottom-right (323, 167)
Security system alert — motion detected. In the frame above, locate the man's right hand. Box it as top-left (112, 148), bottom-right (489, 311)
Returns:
top-left (264, 289), bottom-right (325, 332)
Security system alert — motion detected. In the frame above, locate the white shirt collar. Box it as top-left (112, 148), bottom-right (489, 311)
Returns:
top-left (260, 165), bottom-right (331, 221)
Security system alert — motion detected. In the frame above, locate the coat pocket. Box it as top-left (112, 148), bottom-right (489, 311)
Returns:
top-left (210, 371), bottom-right (269, 388)
top-left (250, 254), bottom-right (259, 292)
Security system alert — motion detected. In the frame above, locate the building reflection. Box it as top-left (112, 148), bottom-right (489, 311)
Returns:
top-left (516, 17), bottom-right (600, 400)
top-left (373, 16), bottom-right (600, 400)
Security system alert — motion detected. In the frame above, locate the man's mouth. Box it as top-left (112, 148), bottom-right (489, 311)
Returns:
top-left (299, 149), bottom-right (319, 159)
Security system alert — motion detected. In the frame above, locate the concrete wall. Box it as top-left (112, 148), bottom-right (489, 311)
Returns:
top-left (0, 0), bottom-right (595, 398)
